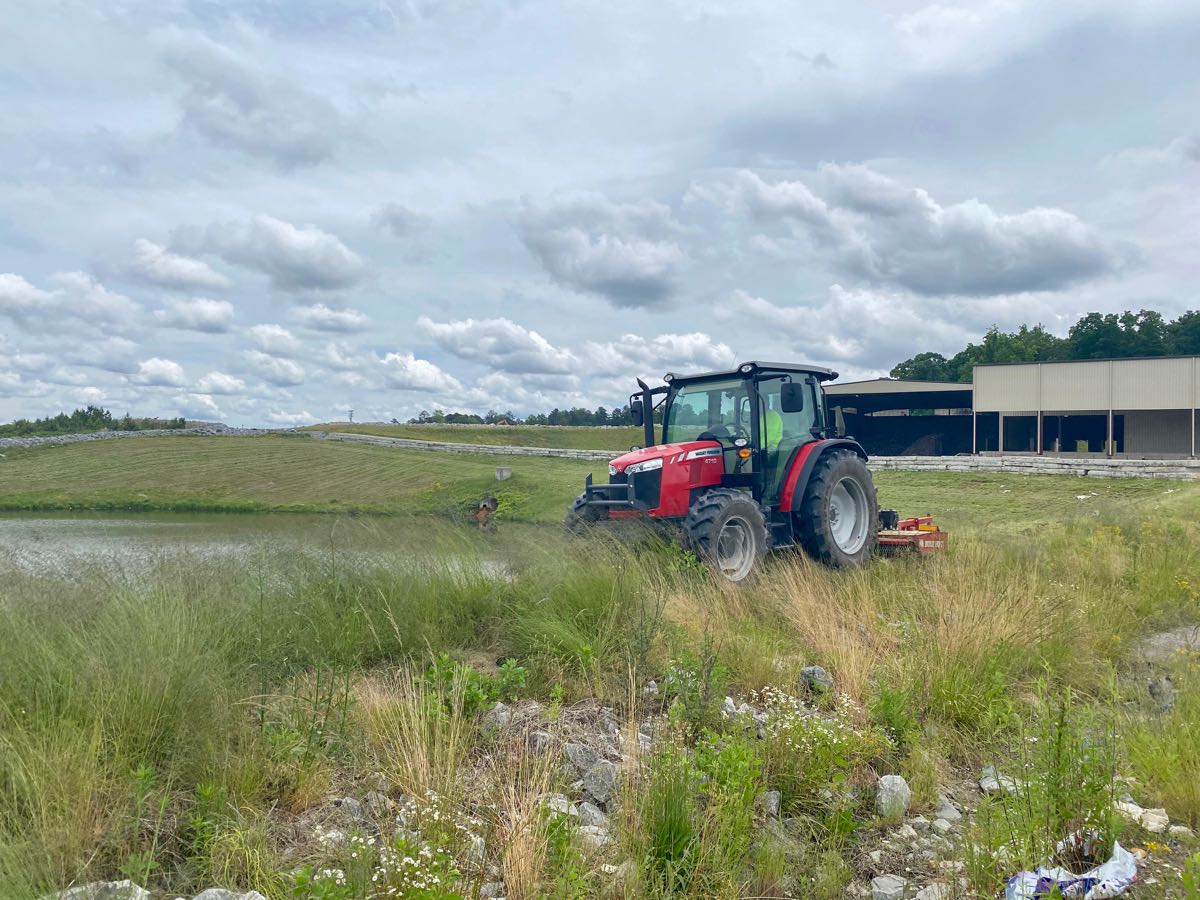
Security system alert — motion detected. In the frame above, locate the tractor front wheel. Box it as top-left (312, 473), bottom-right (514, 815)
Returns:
top-left (683, 488), bottom-right (769, 583)
top-left (564, 493), bottom-right (604, 533)
top-left (797, 449), bottom-right (879, 567)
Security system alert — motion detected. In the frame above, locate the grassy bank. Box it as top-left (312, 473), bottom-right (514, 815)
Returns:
top-left (1, 495), bottom-right (1198, 897)
top-left (306, 423), bottom-right (644, 451)
top-left (1, 434), bottom-right (1196, 529)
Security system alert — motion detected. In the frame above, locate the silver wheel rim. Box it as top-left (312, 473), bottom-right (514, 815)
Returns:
top-left (715, 514), bottom-right (757, 581)
top-left (828, 476), bottom-right (869, 555)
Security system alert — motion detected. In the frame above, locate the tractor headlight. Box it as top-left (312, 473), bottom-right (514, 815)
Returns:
top-left (608, 464), bottom-right (618, 477)
top-left (625, 457), bottom-right (664, 475)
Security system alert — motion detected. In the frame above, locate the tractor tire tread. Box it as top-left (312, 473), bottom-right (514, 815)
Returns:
top-left (797, 448), bottom-right (879, 568)
top-left (683, 488), bottom-right (770, 582)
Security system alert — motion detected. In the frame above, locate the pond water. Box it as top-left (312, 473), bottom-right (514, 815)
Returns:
top-left (0, 511), bottom-right (524, 577)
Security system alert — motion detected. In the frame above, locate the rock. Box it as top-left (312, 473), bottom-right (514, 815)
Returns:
top-left (53, 883), bottom-right (151, 900)
top-left (1169, 824), bottom-right (1194, 838)
top-left (467, 833), bottom-right (487, 863)
top-left (365, 790), bottom-right (394, 817)
top-left (979, 765), bottom-right (1017, 795)
top-left (910, 815), bottom-right (931, 833)
top-left (934, 795), bottom-right (962, 822)
top-left (876, 775), bottom-right (912, 820)
top-left (527, 729), bottom-right (552, 755)
top-left (801, 665), bottom-right (834, 694)
top-left (1148, 677), bottom-right (1175, 712)
top-left (332, 796), bottom-right (366, 822)
top-left (479, 883), bottom-right (506, 899)
top-left (583, 760), bottom-right (620, 805)
top-left (722, 696), bottom-right (737, 717)
top-left (481, 702), bottom-right (511, 731)
top-left (893, 823), bottom-right (918, 842)
top-left (577, 825), bottom-right (611, 852)
top-left (600, 860), bottom-right (635, 883)
top-left (756, 790), bottom-right (782, 819)
top-left (578, 801), bottom-right (609, 828)
top-left (846, 882), bottom-right (872, 900)
top-left (643, 680), bottom-right (659, 699)
top-left (564, 742), bottom-right (600, 773)
top-left (868, 850), bottom-right (884, 866)
top-left (931, 818), bottom-right (953, 836)
top-left (915, 883), bottom-right (950, 900)
top-left (871, 874), bottom-right (908, 900)
top-left (193, 892), bottom-right (268, 900)
top-left (1141, 808), bottom-right (1170, 833)
top-left (544, 794), bottom-right (580, 818)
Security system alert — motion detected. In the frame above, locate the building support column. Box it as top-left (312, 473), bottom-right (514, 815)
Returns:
top-left (972, 411), bottom-right (977, 454)
top-left (1037, 410), bottom-right (1043, 455)
top-left (1107, 408), bottom-right (1114, 458)
top-left (999, 412), bottom-right (1005, 453)
top-left (1192, 406), bottom-right (1196, 459)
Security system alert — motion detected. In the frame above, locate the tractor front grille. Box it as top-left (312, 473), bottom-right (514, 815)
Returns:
top-left (629, 469), bottom-right (662, 509)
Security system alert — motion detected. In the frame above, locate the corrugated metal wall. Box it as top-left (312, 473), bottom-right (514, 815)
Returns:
top-left (1124, 410), bottom-right (1193, 454)
top-left (974, 365), bottom-right (1039, 412)
top-left (1113, 358), bottom-right (1194, 409)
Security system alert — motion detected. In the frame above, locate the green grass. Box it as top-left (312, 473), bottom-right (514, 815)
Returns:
top-left (2, 435), bottom-right (1197, 528)
top-left (305, 422), bottom-right (644, 451)
top-left (0, 435), bottom-right (602, 521)
top-left (0, 491), bottom-right (1197, 896)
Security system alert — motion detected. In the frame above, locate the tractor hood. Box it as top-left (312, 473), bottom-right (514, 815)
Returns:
top-left (608, 440), bottom-right (723, 474)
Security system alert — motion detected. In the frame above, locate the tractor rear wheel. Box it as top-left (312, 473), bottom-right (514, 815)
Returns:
top-left (683, 488), bottom-right (769, 583)
top-left (564, 493), bottom-right (604, 533)
top-left (797, 449), bottom-right (879, 567)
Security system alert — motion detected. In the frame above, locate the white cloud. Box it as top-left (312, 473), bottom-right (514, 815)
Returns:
top-left (289, 303), bottom-right (369, 332)
top-left (711, 166), bottom-right (1119, 296)
top-left (582, 332), bottom-right (737, 379)
top-left (372, 203), bottom-right (428, 237)
top-left (130, 239), bottom-right (230, 290)
top-left (159, 27), bottom-right (342, 168)
top-left (66, 337), bottom-right (140, 374)
top-left (0, 273), bottom-right (54, 320)
top-left (176, 215), bottom-right (365, 292)
top-left (195, 371), bottom-right (246, 394)
top-left (132, 357), bottom-right (188, 387)
top-left (175, 392), bottom-right (222, 420)
top-left (154, 297), bottom-right (235, 333)
top-left (418, 315), bottom-right (576, 374)
top-left (248, 323), bottom-right (302, 357)
top-left (51, 272), bottom-right (143, 327)
top-left (266, 409), bottom-right (315, 425)
top-left (378, 352), bottom-right (462, 393)
top-left (243, 350), bottom-right (306, 386)
top-left (518, 194), bottom-right (686, 307)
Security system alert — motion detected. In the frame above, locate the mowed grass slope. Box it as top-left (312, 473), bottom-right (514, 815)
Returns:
top-left (307, 421), bottom-right (643, 450)
top-left (0, 435), bottom-right (601, 521)
top-left (1, 433), bottom-right (1197, 526)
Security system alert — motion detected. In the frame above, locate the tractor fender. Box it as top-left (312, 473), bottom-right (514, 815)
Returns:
top-left (778, 439), bottom-right (868, 513)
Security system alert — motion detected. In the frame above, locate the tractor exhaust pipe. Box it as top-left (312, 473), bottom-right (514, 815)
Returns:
top-left (635, 378), bottom-right (655, 448)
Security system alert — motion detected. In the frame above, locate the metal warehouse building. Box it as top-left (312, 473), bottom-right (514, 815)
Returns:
top-left (973, 357), bottom-right (1200, 458)
top-left (827, 355), bottom-right (1200, 459)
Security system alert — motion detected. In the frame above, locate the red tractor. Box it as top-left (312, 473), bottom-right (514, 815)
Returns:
top-left (566, 361), bottom-right (944, 581)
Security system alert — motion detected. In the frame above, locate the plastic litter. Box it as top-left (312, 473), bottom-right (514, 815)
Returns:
top-left (1005, 841), bottom-right (1137, 900)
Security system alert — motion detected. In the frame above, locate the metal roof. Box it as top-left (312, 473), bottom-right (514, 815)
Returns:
top-left (825, 378), bottom-right (969, 395)
top-left (664, 361), bottom-right (838, 383)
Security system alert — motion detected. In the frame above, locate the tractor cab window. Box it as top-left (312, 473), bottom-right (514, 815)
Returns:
top-left (662, 377), bottom-right (749, 445)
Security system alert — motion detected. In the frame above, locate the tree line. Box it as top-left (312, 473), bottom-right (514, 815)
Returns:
top-left (0, 406), bottom-right (187, 438)
top-left (406, 405), bottom-right (638, 427)
top-left (890, 309), bottom-right (1200, 382)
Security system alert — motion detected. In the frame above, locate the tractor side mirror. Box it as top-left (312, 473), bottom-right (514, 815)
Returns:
top-left (630, 399), bottom-right (644, 427)
top-left (780, 382), bottom-right (806, 413)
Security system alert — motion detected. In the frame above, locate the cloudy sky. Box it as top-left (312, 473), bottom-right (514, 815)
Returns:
top-left (2, 1), bottom-right (1198, 425)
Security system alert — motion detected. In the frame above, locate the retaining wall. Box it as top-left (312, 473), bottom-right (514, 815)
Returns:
top-left (868, 454), bottom-right (1200, 480)
top-left (314, 431), bottom-right (613, 460)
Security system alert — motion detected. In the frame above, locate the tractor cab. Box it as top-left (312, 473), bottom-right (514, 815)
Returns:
top-left (647, 362), bottom-right (835, 508)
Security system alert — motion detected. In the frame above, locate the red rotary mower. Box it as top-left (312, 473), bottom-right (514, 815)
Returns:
top-left (566, 361), bottom-right (946, 581)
